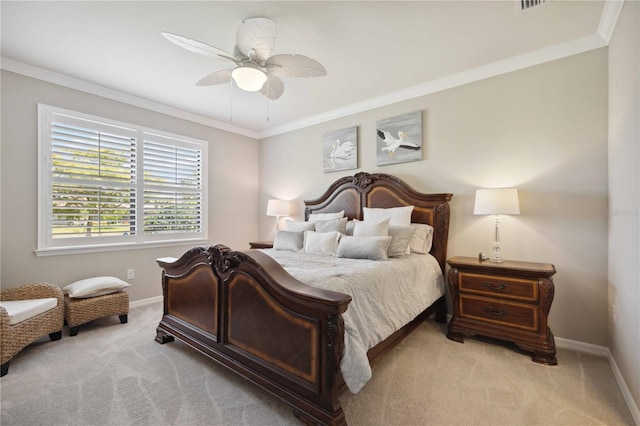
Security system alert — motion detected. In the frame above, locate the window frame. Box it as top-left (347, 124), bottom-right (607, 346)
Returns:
top-left (37, 104), bottom-right (208, 256)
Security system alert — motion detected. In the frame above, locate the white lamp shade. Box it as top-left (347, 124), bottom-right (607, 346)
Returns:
top-left (232, 66), bottom-right (267, 92)
top-left (474, 188), bottom-right (520, 215)
top-left (266, 199), bottom-right (290, 217)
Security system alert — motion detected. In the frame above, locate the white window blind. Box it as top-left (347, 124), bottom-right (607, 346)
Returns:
top-left (51, 120), bottom-right (137, 239)
top-left (38, 105), bottom-right (208, 254)
top-left (143, 139), bottom-right (202, 235)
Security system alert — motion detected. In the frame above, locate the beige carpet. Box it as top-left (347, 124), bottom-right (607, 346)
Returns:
top-left (0, 301), bottom-right (634, 426)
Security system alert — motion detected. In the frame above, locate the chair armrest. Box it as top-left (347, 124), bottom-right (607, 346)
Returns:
top-left (0, 283), bottom-right (64, 305)
top-left (0, 305), bottom-right (9, 335)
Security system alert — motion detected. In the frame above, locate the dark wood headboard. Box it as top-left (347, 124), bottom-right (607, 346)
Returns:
top-left (304, 172), bottom-right (453, 273)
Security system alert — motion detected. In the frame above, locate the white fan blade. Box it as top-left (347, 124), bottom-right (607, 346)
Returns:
top-left (236, 18), bottom-right (276, 63)
top-left (162, 32), bottom-right (236, 62)
top-left (196, 69), bottom-right (233, 86)
top-left (266, 54), bottom-right (327, 78)
top-left (260, 75), bottom-right (284, 100)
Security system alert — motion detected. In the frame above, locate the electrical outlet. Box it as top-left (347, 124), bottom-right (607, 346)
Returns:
top-left (127, 269), bottom-right (135, 280)
top-left (612, 304), bottom-right (616, 324)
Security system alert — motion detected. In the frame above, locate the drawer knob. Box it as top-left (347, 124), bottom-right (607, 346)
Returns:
top-left (484, 306), bottom-right (508, 316)
top-left (484, 282), bottom-right (507, 291)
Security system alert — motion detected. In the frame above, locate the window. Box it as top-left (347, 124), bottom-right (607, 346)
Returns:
top-left (38, 104), bottom-right (208, 254)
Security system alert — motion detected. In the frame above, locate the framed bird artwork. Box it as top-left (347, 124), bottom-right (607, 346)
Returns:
top-left (322, 126), bottom-right (358, 173)
top-left (376, 110), bottom-right (423, 166)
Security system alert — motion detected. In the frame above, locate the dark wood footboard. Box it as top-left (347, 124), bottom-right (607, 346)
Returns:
top-left (155, 172), bottom-right (452, 425)
top-left (156, 244), bottom-right (352, 425)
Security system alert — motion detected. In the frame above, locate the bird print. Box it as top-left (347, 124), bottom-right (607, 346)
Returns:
top-left (377, 130), bottom-right (421, 156)
top-left (328, 138), bottom-right (355, 169)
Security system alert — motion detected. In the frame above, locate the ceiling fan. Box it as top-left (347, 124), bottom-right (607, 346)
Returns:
top-left (162, 17), bottom-right (327, 100)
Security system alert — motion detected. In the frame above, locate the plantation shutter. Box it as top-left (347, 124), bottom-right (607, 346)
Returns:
top-left (50, 119), bottom-right (137, 239)
top-left (143, 138), bottom-right (203, 235)
top-left (39, 105), bottom-right (208, 253)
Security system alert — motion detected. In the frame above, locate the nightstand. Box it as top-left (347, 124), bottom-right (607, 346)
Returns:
top-left (446, 256), bottom-right (557, 365)
top-left (249, 241), bottom-right (273, 249)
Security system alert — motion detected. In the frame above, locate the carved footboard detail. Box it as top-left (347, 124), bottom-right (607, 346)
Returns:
top-left (156, 245), bottom-right (352, 426)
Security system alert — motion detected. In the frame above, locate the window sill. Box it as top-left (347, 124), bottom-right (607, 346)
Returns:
top-left (34, 238), bottom-right (209, 257)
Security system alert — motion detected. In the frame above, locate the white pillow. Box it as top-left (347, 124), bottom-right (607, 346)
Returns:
top-left (363, 206), bottom-right (414, 227)
top-left (273, 230), bottom-right (304, 252)
top-left (314, 217), bottom-right (348, 234)
top-left (308, 211), bottom-right (345, 222)
top-left (303, 231), bottom-right (341, 256)
top-left (337, 236), bottom-right (392, 261)
top-left (345, 219), bottom-right (358, 236)
top-left (410, 223), bottom-right (434, 254)
top-left (387, 225), bottom-right (416, 257)
top-left (285, 220), bottom-right (315, 232)
top-left (353, 218), bottom-right (389, 237)
top-left (64, 276), bottom-right (130, 299)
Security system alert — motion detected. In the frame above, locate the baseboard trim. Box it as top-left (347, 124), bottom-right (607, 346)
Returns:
top-left (555, 336), bottom-right (609, 356)
top-left (551, 336), bottom-right (639, 425)
top-left (606, 348), bottom-right (640, 425)
top-left (130, 295), bottom-right (163, 309)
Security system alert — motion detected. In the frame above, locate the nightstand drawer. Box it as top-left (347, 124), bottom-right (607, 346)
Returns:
top-left (459, 295), bottom-right (539, 332)
top-left (459, 272), bottom-right (537, 302)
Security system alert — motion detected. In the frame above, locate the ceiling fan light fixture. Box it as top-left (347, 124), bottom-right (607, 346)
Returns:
top-left (232, 66), bottom-right (267, 92)
top-left (163, 18), bottom-right (325, 100)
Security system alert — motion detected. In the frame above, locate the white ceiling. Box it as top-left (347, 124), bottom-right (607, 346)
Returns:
top-left (1, 1), bottom-right (610, 138)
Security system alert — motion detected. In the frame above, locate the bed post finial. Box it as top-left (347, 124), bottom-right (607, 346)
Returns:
top-left (209, 244), bottom-right (252, 276)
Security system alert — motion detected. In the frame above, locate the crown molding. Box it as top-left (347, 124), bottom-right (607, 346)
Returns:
top-left (258, 32), bottom-right (607, 139)
top-left (0, 57), bottom-right (260, 139)
top-left (598, 0), bottom-right (625, 44)
top-left (3, 0), bottom-right (620, 143)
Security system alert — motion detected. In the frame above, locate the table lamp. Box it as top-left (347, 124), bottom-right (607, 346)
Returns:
top-left (266, 199), bottom-right (291, 235)
top-left (474, 188), bottom-right (520, 263)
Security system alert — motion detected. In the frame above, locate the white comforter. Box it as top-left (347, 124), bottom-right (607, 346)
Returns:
top-left (260, 249), bottom-right (445, 393)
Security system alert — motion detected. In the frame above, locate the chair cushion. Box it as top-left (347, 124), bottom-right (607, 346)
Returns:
top-left (0, 298), bottom-right (58, 325)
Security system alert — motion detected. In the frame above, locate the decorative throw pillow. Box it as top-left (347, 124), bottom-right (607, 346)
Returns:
top-left (303, 231), bottom-right (341, 256)
top-left (387, 225), bottom-right (416, 257)
top-left (273, 230), bottom-right (304, 252)
top-left (285, 220), bottom-right (316, 232)
top-left (337, 236), bottom-right (392, 261)
top-left (314, 217), bottom-right (348, 234)
top-left (308, 211), bottom-right (345, 222)
top-left (63, 276), bottom-right (130, 299)
top-left (353, 218), bottom-right (389, 237)
top-left (363, 206), bottom-right (414, 227)
top-left (410, 223), bottom-right (434, 254)
top-left (345, 219), bottom-right (358, 236)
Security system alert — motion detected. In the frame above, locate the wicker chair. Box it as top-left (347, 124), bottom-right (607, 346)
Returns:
top-left (0, 283), bottom-right (64, 376)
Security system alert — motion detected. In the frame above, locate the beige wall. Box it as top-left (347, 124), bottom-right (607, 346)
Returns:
top-left (608, 0), bottom-right (640, 412)
top-left (0, 71), bottom-right (260, 301)
top-left (259, 49), bottom-right (609, 346)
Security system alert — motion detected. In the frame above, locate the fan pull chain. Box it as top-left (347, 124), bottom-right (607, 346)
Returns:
top-left (266, 79), bottom-right (270, 123)
top-left (229, 82), bottom-right (234, 122)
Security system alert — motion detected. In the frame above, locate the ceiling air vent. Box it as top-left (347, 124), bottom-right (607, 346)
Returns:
top-left (519, 0), bottom-right (547, 11)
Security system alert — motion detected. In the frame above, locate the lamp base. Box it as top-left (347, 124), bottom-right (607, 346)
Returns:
top-left (490, 239), bottom-right (503, 263)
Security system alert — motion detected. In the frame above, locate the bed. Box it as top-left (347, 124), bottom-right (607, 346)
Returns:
top-left (155, 172), bottom-right (453, 425)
